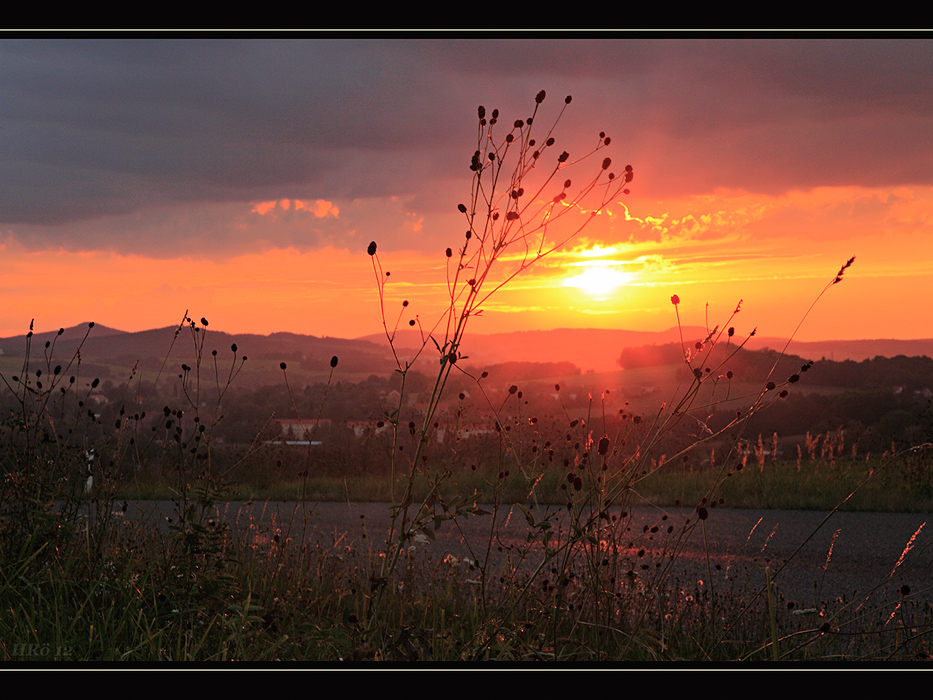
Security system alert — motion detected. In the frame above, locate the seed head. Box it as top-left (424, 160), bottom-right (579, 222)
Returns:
top-left (833, 256), bottom-right (856, 284)
top-left (367, 241), bottom-right (377, 256)
top-left (330, 356), bottom-right (338, 368)
top-left (671, 295), bottom-right (680, 305)
top-left (597, 436), bottom-right (610, 456)
top-left (535, 90), bottom-right (546, 104)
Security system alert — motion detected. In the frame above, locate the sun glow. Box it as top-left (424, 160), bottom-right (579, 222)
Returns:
top-left (564, 262), bottom-right (633, 298)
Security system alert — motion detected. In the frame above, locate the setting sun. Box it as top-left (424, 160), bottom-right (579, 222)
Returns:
top-left (564, 262), bottom-right (633, 299)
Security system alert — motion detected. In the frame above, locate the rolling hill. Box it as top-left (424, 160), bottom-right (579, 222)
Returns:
top-left (1, 322), bottom-right (932, 393)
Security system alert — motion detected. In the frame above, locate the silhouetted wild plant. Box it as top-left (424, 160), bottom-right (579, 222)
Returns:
top-left (364, 90), bottom-right (633, 623)
top-left (0, 321), bottom-right (121, 559)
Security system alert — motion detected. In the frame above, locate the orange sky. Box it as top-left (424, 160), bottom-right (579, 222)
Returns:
top-left (1, 38), bottom-right (930, 344)
top-left (1, 182), bottom-right (928, 343)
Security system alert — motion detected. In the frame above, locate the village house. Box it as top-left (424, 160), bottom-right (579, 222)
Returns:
top-left (268, 418), bottom-right (330, 446)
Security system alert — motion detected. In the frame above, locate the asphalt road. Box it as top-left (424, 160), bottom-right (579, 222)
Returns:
top-left (119, 499), bottom-right (933, 609)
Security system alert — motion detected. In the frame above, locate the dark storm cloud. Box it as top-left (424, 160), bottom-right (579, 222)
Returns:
top-left (0, 36), bottom-right (930, 255)
top-left (0, 40), bottom-right (443, 220)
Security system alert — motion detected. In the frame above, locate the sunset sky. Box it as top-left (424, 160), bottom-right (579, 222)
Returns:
top-left (1, 35), bottom-right (931, 345)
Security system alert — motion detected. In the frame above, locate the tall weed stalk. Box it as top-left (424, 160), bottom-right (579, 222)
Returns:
top-left (364, 91), bottom-right (632, 630)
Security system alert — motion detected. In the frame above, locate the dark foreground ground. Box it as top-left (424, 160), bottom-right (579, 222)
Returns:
top-left (116, 500), bottom-right (933, 609)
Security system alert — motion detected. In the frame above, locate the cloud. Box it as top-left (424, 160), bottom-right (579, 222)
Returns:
top-left (0, 37), bottom-right (930, 261)
top-left (251, 198), bottom-right (339, 219)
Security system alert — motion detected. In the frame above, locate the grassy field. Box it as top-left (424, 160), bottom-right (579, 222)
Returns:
top-left (115, 455), bottom-right (933, 514)
top-left (3, 461), bottom-right (931, 664)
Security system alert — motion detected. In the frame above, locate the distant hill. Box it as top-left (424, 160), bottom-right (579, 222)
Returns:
top-left (0, 323), bottom-right (398, 390)
top-left (0, 322), bottom-right (125, 356)
top-left (355, 328), bottom-right (933, 374)
top-left (2, 323), bottom-right (932, 390)
top-left (356, 327), bottom-right (712, 374)
top-left (773, 338), bottom-right (933, 364)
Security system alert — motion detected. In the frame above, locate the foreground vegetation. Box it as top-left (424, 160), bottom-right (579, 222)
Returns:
top-left (2, 93), bottom-right (931, 664)
top-left (3, 479), bottom-right (931, 663)
top-left (116, 452), bottom-right (932, 514)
